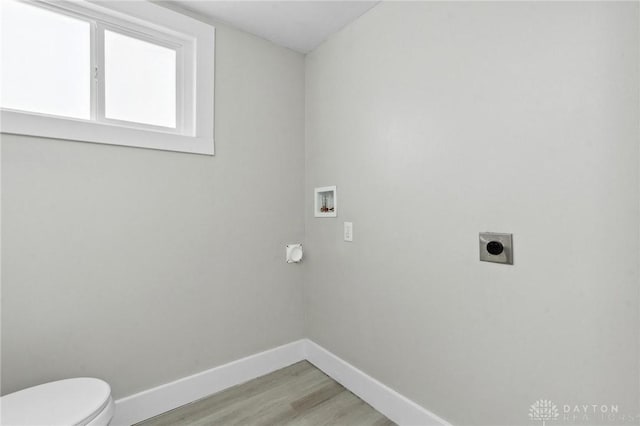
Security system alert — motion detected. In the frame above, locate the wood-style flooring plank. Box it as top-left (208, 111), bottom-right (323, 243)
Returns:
top-left (136, 361), bottom-right (395, 426)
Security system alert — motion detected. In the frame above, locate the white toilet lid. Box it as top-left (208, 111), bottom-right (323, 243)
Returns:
top-left (1, 378), bottom-right (112, 426)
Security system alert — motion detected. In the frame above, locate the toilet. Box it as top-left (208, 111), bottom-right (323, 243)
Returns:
top-left (1, 378), bottom-right (114, 426)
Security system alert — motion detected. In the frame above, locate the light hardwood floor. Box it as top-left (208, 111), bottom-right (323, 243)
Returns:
top-left (135, 361), bottom-right (395, 426)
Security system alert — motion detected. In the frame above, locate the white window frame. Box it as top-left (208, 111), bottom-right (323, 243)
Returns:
top-left (0, 0), bottom-right (215, 155)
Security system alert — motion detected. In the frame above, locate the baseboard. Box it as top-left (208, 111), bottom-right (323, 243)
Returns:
top-left (111, 339), bottom-right (450, 426)
top-left (304, 339), bottom-right (451, 426)
top-left (111, 340), bottom-right (307, 425)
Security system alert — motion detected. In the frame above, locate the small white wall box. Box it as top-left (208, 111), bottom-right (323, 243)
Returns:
top-left (314, 186), bottom-right (337, 217)
top-left (286, 244), bottom-right (303, 263)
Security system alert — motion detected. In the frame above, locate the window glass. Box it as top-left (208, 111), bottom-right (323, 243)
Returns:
top-left (0, 0), bottom-right (91, 119)
top-left (104, 30), bottom-right (177, 128)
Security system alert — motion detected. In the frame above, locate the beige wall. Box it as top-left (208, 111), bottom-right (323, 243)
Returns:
top-left (304, 2), bottom-right (640, 425)
top-left (1, 16), bottom-right (306, 398)
top-left (3, 2), bottom-right (640, 425)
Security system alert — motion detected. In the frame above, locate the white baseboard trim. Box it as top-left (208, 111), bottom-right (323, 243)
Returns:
top-left (304, 339), bottom-right (451, 426)
top-left (111, 339), bottom-right (450, 426)
top-left (111, 340), bottom-right (307, 426)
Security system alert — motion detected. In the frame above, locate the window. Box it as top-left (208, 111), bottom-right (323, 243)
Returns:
top-left (1, 0), bottom-right (91, 119)
top-left (0, 0), bottom-right (215, 155)
top-left (103, 29), bottom-right (177, 129)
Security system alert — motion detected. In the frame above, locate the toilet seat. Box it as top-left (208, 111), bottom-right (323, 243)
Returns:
top-left (1, 378), bottom-right (114, 426)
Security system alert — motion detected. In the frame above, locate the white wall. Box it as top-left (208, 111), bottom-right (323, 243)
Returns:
top-left (305, 2), bottom-right (640, 425)
top-left (1, 16), bottom-right (306, 399)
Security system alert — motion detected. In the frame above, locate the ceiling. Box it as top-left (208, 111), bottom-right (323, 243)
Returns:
top-left (172, 1), bottom-right (379, 53)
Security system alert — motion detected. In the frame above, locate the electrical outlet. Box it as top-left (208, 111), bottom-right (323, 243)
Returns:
top-left (344, 222), bottom-right (353, 242)
top-left (479, 232), bottom-right (513, 264)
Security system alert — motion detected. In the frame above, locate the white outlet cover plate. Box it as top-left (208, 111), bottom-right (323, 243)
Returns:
top-left (344, 222), bottom-right (353, 242)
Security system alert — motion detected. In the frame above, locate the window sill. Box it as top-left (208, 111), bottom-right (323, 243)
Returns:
top-left (1, 109), bottom-right (214, 155)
